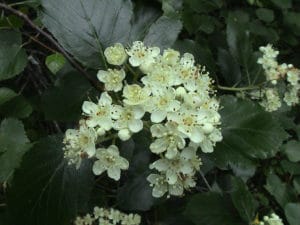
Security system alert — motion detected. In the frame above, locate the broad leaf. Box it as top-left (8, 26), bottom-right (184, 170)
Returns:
top-left (0, 30), bottom-right (27, 81)
top-left (0, 95), bottom-right (32, 118)
top-left (0, 87), bottom-right (17, 106)
top-left (265, 173), bottom-right (297, 207)
top-left (284, 203), bottom-right (300, 225)
top-left (144, 16), bottom-right (182, 50)
top-left (256, 8), bottom-right (274, 23)
top-left (282, 140), bottom-right (300, 163)
top-left (7, 135), bottom-right (94, 225)
top-left (0, 118), bottom-right (31, 182)
top-left (41, 72), bottom-right (95, 122)
top-left (41, 0), bottom-right (133, 68)
top-left (184, 192), bottom-right (244, 225)
top-left (230, 178), bottom-right (258, 223)
top-left (210, 96), bottom-right (287, 176)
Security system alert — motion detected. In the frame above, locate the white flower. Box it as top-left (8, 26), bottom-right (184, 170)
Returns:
top-left (82, 92), bottom-right (114, 132)
top-left (63, 122), bottom-right (97, 168)
top-left (161, 49), bottom-right (180, 66)
top-left (104, 43), bottom-right (127, 65)
top-left (122, 84), bottom-right (151, 106)
top-left (260, 88), bottom-right (282, 112)
top-left (262, 213), bottom-right (284, 225)
top-left (92, 145), bottom-right (129, 180)
top-left (147, 173), bottom-right (168, 198)
top-left (97, 69), bottom-right (126, 92)
top-left (287, 69), bottom-right (300, 86)
top-left (113, 105), bottom-right (145, 140)
top-left (284, 84), bottom-right (300, 106)
top-left (150, 122), bottom-right (186, 159)
top-left (126, 41), bottom-right (160, 67)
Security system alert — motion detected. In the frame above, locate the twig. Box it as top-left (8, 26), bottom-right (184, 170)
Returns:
top-left (199, 170), bottom-right (212, 191)
top-left (0, 2), bottom-right (102, 91)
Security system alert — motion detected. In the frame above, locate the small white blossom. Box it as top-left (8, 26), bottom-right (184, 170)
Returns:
top-left (122, 84), bottom-right (151, 106)
top-left (260, 88), bottom-right (282, 112)
top-left (104, 43), bottom-right (127, 66)
top-left (92, 145), bottom-right (129, 180)
top-left (97, 69), bottom-right (126, 92)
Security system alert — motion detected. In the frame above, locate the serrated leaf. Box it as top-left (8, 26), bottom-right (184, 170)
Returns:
top-left (284, 203), bottom-right (300, 225)
top-left (45, 53), bottom-right (66, 74)
top-left (144, 16), bottom-right (182, 50)
top-left (230, 178), bottom-right (258, 223)
top-left (41, 0), bottom-right (133, 68)
top-left (7, 135), bottom-right (94, 225)
top-left (282, 140), bottom-right (300, 163)
top-left (184, 192), bottom-right (244, 225)
top-left (0, 118), bottom-right (31, 182)
top-left (41, 72), bottom-right (95, 122)
top-left (265, 173), bottom-right (297, 207)
top-left (0, 87), bottom-right (17, 106)
top-left (210, 96), bottom-right (287, 174)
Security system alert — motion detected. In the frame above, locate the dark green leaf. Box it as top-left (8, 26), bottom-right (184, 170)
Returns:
top-left (162, 0), bottom-right (183, 18)
top-left (0, 87), bottom-right (17, 106)
top-left (256, 8), bottom-right (274, 23)
top-left (45, 53), bottom-right (66, 74)
top-left (282, 140), bottom-right (300, 163)
top-left (265, 173), bottom-right (297, 207)
top-left (0, 30), bottom-right (27, 81)
top-left (144, 16), bottom-right (182, 50)
top-left (185, 192), bottom-right (244, 225)
top-left (284, 203), bottom-right (300, 225)
top-left (230, 178), bottom-right (258, 223)
top-left (280, 160), bottom-right (300, 175)
top-left (185, 0), bottom-right (222, 13)
top-left (41, 72), bottom-right (95, 122)
top-left (7, 135), bottom-right (94, 225)
top-left (210, 96), bottom-right (287, 173)
top-left (270, 0), bottom-right (292, 9)
top-left (0, 95), bottom-right (32, 118)
top-left (41, 0), bottom-right (133, 68)
top-left (293, 177), bottom-right (300, 194)
top-left (0, 118), bottom-right (31, 182)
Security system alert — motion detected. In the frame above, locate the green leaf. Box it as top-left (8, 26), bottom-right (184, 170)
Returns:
top-left (282, 140), bottom-right (300, 163)
top-left (265, 173), bottom-right (297, 208)
top-left (144, 16), bottom-right (182, 50)
top-left (210, 96), bottom-right (287, 173)
top-left (0, 95), bottom-right (32, 118)
top-left (293, 177), bottom-right (300, 194)
top-left (0, 30), bottom-right (27, 81)
top-left (185, 0), bottom-right (222, 13)
top-left (0, 87), bottom-right (17, 106)
top-left (217, 48), bottom-right (241, 86)
top-left (230, 178), bottom-right (258, 223)
top-left (41, 72), bottom-right (95, 122)
top-left (256, 8), bottom-right (274, 23)
top-left (284, 203), bottom-right (300, 225)
top-left (280, 160), bottom-right (300, 176)
top-left (284, 12), bottom-right (300, 36)
top-left (270, 0), bottom-right (292, 9)
top-left (7, 135), bottom-right (94, 225)
top-left (0, 118), bottom-right (31, 182)
top-left (45, 53), bottom-right (66, 74)
top-left (184, 192), bottom-right (244, 225)
top-left (41, 0), bottom-right (133, 68)
top-left (162, 0), bottom-right (183, 18)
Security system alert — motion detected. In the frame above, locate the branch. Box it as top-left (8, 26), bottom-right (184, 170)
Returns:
top-left (0, 2), bottom-right (102, 91)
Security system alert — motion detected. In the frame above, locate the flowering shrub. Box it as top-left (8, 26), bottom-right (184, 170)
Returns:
top-left (0, 1), bottom-right (300, 225)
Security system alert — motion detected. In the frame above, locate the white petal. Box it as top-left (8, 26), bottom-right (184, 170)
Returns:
top-left (200, 140), bottom-right (214, 153)
top-left (190, 127), bottom-right (204, 143)
top-left (151, 111), bottom-right (167, 123)
top-left (128, 119), bottom-right (143, 133)
top-left (166, 170), bottom-right (177, 185)
top-left (132, 106), bottom-right (145, 119)
top-left (107, 167), bottom-right (121, 181)
top-left (85, 143), bottom-right (96, 157)
top-left (129, 56), bottom-right (142, 67)
top-left (92, 161), bottom-right (106, 175)
top-left (99, 92), bottom-right (112, 105)
top-left (82, 101), bottom-right (97, 114)
top-left (97, 70), bottom-right (108, 82)
top-left (118, 129), bottom-right (131, 141)
top-left (110, 105), bottom-right (123, 119)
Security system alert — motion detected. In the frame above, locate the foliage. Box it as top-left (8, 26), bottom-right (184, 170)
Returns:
top-left (0, 0), bottom-right (300, 225)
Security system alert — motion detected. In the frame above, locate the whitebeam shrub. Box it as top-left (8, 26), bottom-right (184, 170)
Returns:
top-left (63, 41), bottom-right (222, 198)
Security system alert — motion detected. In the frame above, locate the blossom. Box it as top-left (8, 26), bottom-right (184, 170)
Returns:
top-left (104, 43), bottom-right (127, 65)
top-left (122, 84), bottom-right (151, 106)
top-left (97, 69), bottom-right (126, 92)
top-left (92, 145), bottom-right (129, 180)
top-left (259, 213), bottom-right (284, 225)
top-left (113, 105), bottom-right (145, 140)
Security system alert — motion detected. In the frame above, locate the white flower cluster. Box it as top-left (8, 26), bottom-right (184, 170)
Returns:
top-left (255, 44), bottom-right (300, 111)
top-left (63, 41), bottom-right (222, 197)
top-left (75, 207), bottom-right (141, 225)
top-left (258, 213), bottom-right (284, 225)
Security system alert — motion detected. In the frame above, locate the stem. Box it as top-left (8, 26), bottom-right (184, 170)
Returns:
top-left (0, 3), bottom-right (102, 91)
top-left (217, 85), bottom-right (260, 91)
top-left (9, 0), bottom-right (37, 7)
top-left (125, 64), bottom-right (139, 82)
top-left (199, 170), bottom-right (212, 191)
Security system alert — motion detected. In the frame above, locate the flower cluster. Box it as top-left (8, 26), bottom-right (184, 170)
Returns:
top-left (74, 207), bottom-right (141, 225)
top-left (63, 41), bottom-right (222, 198)
top-left (258, 213), bottom-right (284, 225)
top-left (254, 44), bottom-right (300, 111)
